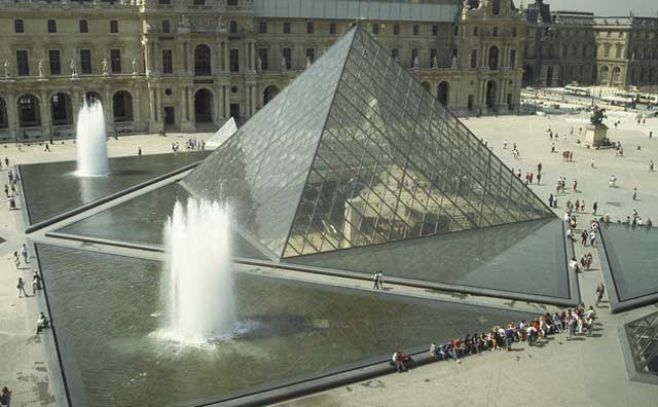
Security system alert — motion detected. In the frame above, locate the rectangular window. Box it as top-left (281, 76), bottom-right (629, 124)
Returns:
top-left (411, 49), bottom-right (418, 67)
top-left (470, 49), bottom-right (477, 68)
top-left (391, 48), bottom-right (399, 61)
top-left (329, 22), bottom-right (336, 34)
top-left (510, 49), bottom-right (516, 68)
top-left (473, 26), bottom-right (478, 36)
top-left (393, 24), bottom-right (400, 35)
top-left (49, 50), bottom-right (61, 75)
top-left (14, 19), bottom-right (24, 33)
top-left (229, 49), bottom-right (239, 72)
top-left (47, 19), bottom-right (57, 33)
top-left (259, 21), bottom-right (267, 34)
top-left (79, 19), bottom-right (88, 33)
top-left (110, 49), bottom-right (122, 73)
top-left (413, 25), bottom-right (419, 36)
top-left (16, 50), bottom-right (29, 76)
top-left (193, 0), bottom-right (205, 4)
top-left (307, 22), bottom-right (314, 34)
top-left (454, 26), bottom-right (459, 36)
top-left (162, 49), bottom-right (173, 74)
top-left (258, 48), bottom-right (268, 70)
top-left (373, 24), bottom-right (380, 35)
top-left (227, 0), bottom-right (238, 5)
top-left (283, 22), bottom-right (291, 34)
top-left (430, 49), bottom-right (437, 67)
top-left (306, 48), bottom-right (315, 64)
top-left (110, 20), bottom-right (118, 33)
top-left (432, 24), bottom-right (438, 36)
top-left (283, 48), bottom-right (291, 70)
top-left (80, 49), bottom-right (92, 74)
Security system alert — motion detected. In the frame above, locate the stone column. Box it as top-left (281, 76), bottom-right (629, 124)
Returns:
top-left (217, 85), bottom-right (225, 121)
top-left (223, 41), bottom-right (229, 73)
top-left (133, 85), bottom-right (142, 124)
top-left (39, 89), bottom-right (51, 138)
top-left (142, 39), bottom-right (151, 76)
top-left (6, 91), bottom-right (18, 141)
top-left (224, 85), bottom-right (230, 118)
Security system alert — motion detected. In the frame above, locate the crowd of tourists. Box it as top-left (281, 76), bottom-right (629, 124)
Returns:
top-left (391, 304), bottom-right (600, 373)
top-left (1, 157), bottom-right (19, 211)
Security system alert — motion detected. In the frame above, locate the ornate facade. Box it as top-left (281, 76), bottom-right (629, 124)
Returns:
top-left (523, 0), bottom-right (658, 89)
top-left (0, 0), bottom-right (528, 142)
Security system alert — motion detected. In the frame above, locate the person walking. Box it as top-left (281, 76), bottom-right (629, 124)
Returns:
top-left (537, 173), bottom-right (542, 185)
top-left (595, 283), bottom-right (605, 307)
top-left (17, 277), bottom-right (28, 298)
top-left (592, 201), bottom-right (598, 216)
top-left (378, 271), bottom-right (384, 290)
top-left (138, 147), bottom-right (142, 157)
top-left (650, 160), bottom-right (654, 172)
top-left (632, 188), bottom-right (638, 201)
top-left (372, 270), bottom-right (380, 290)
top-left (21, 243), bottom-right (28, 264)
top-left (589, 230), bottom-right (597, 246)
top-left (3, 184), bottom-right (8, 198)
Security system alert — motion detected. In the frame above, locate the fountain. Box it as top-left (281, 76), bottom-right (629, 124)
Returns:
top-left (76, 101), bottom-right (109, 176)
top-left (160, 198), bottom-right (236, 344)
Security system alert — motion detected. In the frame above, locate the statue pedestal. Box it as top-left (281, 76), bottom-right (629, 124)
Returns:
top-left (584, 124), bottom-right (608, 147)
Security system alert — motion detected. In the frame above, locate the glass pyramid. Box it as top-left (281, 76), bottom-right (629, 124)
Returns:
top-left (184, 26), bottom-right (553, 259)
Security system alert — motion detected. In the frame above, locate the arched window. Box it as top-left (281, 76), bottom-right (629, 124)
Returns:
top-left (51, 93), bottom-right (72, 126)
top-left (437, 82), bottom-right (449, 107)
top-left (488, 46), bottom-right (499, 70)
top-left (194, 45), bottom-right (211, 75)
top-left (612, 67), bottom-right (621, 83)
top-left (263, 85), bottom-right (280, 105)
top-left (0, 98), bottom-right (8, 129)
top-left (600, 66), bottom-right (610, 82)
top-left (113, 91), bottom-right (134, 122)
top-left (18, 94), bottom-right (41, 127)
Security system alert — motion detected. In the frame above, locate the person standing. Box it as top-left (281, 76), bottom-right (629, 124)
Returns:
top-left (372, 271), bottom-right (380, 290)
top-left (3, 184), bottom-right (8, 198)
top-left (21, 243), bottom-right (28, 264)
top-left (17, 277), bottom-right (28, 298)
top-left (632, 188), bottom-right (638, 201)
top-left (589, 230), bottom-right (597, 246)
top-left (548, 193), bottom-right (554, 208)
top-left (592, 201), bottom-right (598, 216)
top-left (650, 160), bottom-right (654, 172)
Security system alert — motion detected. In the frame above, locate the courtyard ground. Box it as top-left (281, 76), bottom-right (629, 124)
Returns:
top-left (0, 111), bottom-right (657, 406)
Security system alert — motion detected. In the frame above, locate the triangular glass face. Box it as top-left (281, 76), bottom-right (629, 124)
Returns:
top-left (183, 29), bottom-right (358, 258)
top-left (282, 28), bottom-right (552, 257)
top-left (185, 27), bottom-right (552, 260)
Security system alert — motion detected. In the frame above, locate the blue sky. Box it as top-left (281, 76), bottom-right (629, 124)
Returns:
top-left (545, 0), bottom-right (658, 17)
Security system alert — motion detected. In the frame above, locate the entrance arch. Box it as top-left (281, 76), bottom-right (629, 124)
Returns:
top-left (50, 93), bottom-right (73, 126)
top-left (263, 85), bottom-right (279, 105)
top-left (194, 89), bottom-right (213, 123)
top-left (112, 91), bottom-right (134, 122)
top-left (17, 94), bottom-right (41, 127)
top-left (485, 81), bottom-right (497, 109)
top-left (612, 67), bottom-right (622, 83)
top-left (0, 97), bottom-right (8, 129)
top-left (437, 81), bottom-right (449, 107)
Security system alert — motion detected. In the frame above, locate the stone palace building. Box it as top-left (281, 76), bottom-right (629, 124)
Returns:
top-left (0, 0), bottom-right (656, 142)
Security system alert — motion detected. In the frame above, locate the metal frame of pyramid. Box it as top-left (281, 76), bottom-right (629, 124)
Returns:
top-left (183, 26), bottom-right (554, 261)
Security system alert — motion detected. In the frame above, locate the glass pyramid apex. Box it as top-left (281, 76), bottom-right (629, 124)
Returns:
top-left (184, 26), bottom-right (554, 260)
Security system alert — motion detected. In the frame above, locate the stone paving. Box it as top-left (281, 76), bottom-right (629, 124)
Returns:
top-left (274, 112), bottom-right (658, 406)
top-left (1, 112), bottom-right (658, 407)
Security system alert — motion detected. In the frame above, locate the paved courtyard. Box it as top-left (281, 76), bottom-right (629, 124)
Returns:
top-left (0, 110), bottom-right (657, 406)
